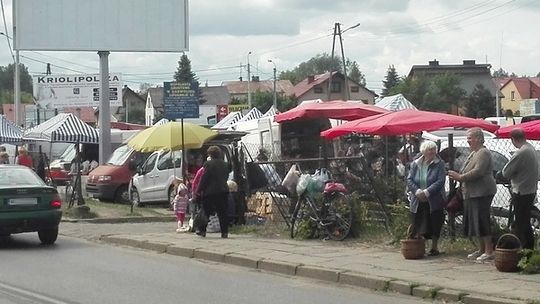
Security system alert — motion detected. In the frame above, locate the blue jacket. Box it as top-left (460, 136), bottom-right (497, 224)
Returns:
top-left (406, 155), bottom-right (447, 213)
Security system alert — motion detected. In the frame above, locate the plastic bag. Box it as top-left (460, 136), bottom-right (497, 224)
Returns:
top-left (281, 164), bottom-right (300, 193)
top-left (296, 174), bottom-right (312, 196)
top-left (308, 168), bottom-right (330, 194)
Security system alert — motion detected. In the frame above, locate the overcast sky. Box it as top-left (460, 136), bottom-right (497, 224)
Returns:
top-left (1, 0), bottom-right (539, 94)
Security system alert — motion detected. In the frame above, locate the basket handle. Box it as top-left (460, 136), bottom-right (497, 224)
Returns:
top-left (496, 233), bottom-right (522, 249)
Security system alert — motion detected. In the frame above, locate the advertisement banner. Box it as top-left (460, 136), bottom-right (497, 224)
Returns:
top-left (32, 74), bottom-right (123, 109)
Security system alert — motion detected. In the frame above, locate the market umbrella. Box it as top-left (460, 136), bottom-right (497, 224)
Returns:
top-left (127, 121), bottom-right (218, 152)
top-left (321, 109), bottom-right (500, 139)
top-left (274, 100), bottom-right (388, 123)
top-left (495, 120), bottom-right (540, 140)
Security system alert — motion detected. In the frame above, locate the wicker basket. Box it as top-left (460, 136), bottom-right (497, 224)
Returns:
top-left (400, 226), bottom-right (425, 260)
top-left (495, 234), bottom-right (521, 272)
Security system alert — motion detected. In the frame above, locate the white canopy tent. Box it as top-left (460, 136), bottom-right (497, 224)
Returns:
top-left (375, 94), bottom-right (417, 112)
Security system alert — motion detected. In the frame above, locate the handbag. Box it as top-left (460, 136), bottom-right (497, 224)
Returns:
top-left (446, 184), bottom-right (463, 213)
top-left (193, 207), bottom-right (209, 228)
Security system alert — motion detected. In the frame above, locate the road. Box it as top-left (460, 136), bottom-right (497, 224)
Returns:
top-left (0, 224), bottom-right (444, 304)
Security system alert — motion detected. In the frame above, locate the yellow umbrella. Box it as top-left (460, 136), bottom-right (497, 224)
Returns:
top-left (127, 121), bottom-right (218, 152)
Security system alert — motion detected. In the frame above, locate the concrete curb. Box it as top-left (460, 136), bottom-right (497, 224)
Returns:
top-left (62, 216), bottom-right (175, 224)
top-left (100, 236), bottom-right (529, 304)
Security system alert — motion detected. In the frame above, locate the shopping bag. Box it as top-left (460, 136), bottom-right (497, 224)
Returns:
top-left (281, 164), bottom-right (300, 193)
top-left (193, 207), bottom-right (209, 228)
top-left (446, 186), bottom-right (463, 213)
top-left (296, 174), bottom-right (312, 196)
top-left (308, 168), bottom-right (330, 194)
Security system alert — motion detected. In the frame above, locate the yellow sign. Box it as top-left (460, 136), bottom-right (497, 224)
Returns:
top-left (228, 104), bottom-right (249, 112)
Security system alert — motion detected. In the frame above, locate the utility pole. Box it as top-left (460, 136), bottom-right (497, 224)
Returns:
top-left (247, 51), bottom-right (252, 109)
top-left (327, 22), bottom-right (360, 101)
top-left (268, 59), bottom-right (277, 109)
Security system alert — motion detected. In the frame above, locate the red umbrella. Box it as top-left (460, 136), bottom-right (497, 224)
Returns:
top-left (495, 120), bottom-right (540, 140)
top-left (320, 109), bottom-right (500, 139)
top-left (274, 100), bottom-right (388, 123)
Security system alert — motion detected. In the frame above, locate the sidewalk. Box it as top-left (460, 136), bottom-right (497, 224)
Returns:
top-left (100, 230), bottom-right (540, 304)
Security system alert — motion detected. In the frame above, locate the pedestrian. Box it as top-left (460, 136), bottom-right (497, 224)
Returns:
top-left (15, 146), bottom-right (33, 169)
top-left (172, 178), bottom-right (189, 233)
top-left (448, 127), bottom-right (497, 262)
top-left (194, 146), bottom-right (231, 238)
top-left (0, 151), bottom-right (9, 164)
top-left (406, 140), bottom-right (447, 256)
top-left (498, 128), bottom-right (538, 249)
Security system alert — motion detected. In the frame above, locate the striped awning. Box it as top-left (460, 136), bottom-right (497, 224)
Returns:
top-left (153, 118), bottom-right (169, 126)
top-left (0, 114), bottom-right (22, 143)
top-left (211, 111), bottom-right (243, 130)
top-left (23, 113), bottom-right (99, 144)
top-left (375, 94), bottom-right (417, 112)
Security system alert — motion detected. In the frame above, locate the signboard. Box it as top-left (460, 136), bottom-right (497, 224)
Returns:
top-left (14, 0), bottom-right (189, 52)
top-left (163, 81), bottom-right (200, 119)
top-left (32, 74), bottom-right (123, 109)
top-left (228, 104), bottom-right (249, 112)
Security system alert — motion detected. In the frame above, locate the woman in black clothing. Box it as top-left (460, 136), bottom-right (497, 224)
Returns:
top-left (195, 146), bottom-right (231, 238)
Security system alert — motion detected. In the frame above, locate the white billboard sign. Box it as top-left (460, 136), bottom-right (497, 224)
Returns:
top-left (33, 74), bottom-right (123, 109)
top-left (14, 0), bottom-right (189, 52)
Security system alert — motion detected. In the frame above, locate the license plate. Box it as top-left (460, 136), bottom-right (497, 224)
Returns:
top-left (9, 198), bottom-right (38, 205)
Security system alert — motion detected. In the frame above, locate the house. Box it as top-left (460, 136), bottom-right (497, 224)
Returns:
top-left (498, 77), bottom-right (540, 115)
top-left (145, 87), bottom-right (164, 126)
top-left (222, 77), bottom-right (294, 102)
top-left (289, 71), bottom-right (377, 104)
top-left (408, 59), bottom-right (498, 97)
top-left (113, 86), bottom-right (147, 124)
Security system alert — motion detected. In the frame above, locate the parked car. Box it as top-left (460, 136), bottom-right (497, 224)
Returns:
top-left (86, 145), bottom-right (150, 203)
top-left (0, 165), bottom-right (62, 245)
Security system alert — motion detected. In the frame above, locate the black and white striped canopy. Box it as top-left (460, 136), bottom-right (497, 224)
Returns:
top-left (0, 114), bottom-right (23, 143)
top-left (24, 113), bottom-right (99, 144)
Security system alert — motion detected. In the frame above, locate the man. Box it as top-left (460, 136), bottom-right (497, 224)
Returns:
top-left (500, 128), bottom-right (539, 249)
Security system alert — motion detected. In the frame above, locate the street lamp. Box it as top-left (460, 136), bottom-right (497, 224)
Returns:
top-left (247, 51), bottom-right (252, 109)
top-left (268, 59), bottom-right (277, 110)
top-left (0, 32), bottom-right (20, 126)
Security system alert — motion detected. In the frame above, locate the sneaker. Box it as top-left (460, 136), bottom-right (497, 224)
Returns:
top-left (176, 228), bottom-right (182, 233)
top-left (467, 250), bottom-right (482, 259)
top-left (476, 253), bottom-right (494, 262)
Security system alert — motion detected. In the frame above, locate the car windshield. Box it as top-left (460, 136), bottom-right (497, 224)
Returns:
top-left (107, 145), bottom-right (134, 166)
top-left (0, 167), bottom-right (45, 187)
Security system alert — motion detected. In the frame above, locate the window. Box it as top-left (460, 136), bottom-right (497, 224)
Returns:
top-left (330, 82), bottom-right (341, 93)
top-left (511, 91), bottom-right (515, 101)
top-left (142, 153), bottom-right (157, 173)
top-left (314, 87), bottom-right (323, 94)
top-left (350, 86), bottom-right (359, 93)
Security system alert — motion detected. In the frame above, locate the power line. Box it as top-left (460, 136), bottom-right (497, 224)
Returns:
top-left (0, 0), bottom-right (14, 62)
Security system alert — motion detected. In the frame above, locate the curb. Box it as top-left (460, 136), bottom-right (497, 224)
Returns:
top-left (99, 235), bottom-right (529, 304)
top-left (62, 216), bottom-right (175, 224)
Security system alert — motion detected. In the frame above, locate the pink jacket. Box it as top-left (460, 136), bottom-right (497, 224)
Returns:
top-left (191, 167), bottom-right (205, 197)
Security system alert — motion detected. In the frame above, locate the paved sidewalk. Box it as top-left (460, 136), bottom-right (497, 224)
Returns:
top-left (99, 230), bottom-right (540, 304)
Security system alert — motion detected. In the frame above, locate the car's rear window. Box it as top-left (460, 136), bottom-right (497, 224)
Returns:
top-left (0, 167), bottom-right (45, 187)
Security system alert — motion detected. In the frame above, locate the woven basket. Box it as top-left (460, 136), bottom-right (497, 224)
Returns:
top-left (400, 225), bottom-right (425, 260)
top-left (495, 234), bottom-right (521, 272)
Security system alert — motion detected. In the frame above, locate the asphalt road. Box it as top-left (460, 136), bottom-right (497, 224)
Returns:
top-left (0, 225), bottom-right (444, 304)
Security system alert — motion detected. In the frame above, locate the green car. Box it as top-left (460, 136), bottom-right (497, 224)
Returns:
top-left (0, 165), bottom-right (62, 245)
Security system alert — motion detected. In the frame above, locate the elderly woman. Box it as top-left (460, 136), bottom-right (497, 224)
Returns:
top-left (406, 140), bottom-right (446, 256)
top-left (15, 146), bottom-right (33, 169)
top-left (448, 127), bottom-right (497, 261)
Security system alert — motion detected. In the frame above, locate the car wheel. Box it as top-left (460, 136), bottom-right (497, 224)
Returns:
top-left (131, 188), bottom-right (144, 207)
top-left (168, 186), bottom-right (176, 206)
top-left (115, 185), bottom-right (130, 204)
top-left (38, 228), bottom-right (58, 245)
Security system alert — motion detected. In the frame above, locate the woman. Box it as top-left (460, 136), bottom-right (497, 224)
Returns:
top-left (448, 127), bottom-right (497, 261)
top-left (406, 140), bottom-right (446, 256)
top-left (194, 146), bottom-right (231, 238)
top-left (15, 146), bottom-right (33, 169)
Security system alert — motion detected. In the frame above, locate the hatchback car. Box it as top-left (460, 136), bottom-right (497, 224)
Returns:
top-left (0, 165), bottom-right (62, 245)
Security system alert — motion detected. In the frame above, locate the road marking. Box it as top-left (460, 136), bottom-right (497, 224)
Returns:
top-left (0, 282), bottom-right (77, 304)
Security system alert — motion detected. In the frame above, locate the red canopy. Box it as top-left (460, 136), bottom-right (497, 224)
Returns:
top-left (274, 100), bottom-right (388, 123)
top-left (495, 120), bottom-right (540, 140)
top-left (320, 109), bottom-right (500, 139)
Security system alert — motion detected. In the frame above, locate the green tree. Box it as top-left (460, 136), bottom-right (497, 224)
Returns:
top-left (492, 67), bottom-right (509, 78)
top-left (389, 76), bottom-right (429, 109)
top-left (252, 90), bottom-right (298, 113)
top-left (174, 53), bottom-right (197, 83)
top-left (464, 84), bottom-right (495, 118)
top-left (381, 65), bottom-right (399, 97)
top-left (0, 63), bottom-right (34, 110)
top-left (279, 53), bottom-right (364, 86)
top-left (348, 61), bottom-right (366, 86)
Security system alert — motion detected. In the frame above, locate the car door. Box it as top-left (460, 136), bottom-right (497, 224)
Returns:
top-left (136, 152), bottom-right (158, 202)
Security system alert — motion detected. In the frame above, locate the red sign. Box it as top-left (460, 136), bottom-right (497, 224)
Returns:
top-left (216, 105), bottom-right (229, 121)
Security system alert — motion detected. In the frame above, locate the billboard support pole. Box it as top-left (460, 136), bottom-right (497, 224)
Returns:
top-left (98, 51), bottom-right (111, 165)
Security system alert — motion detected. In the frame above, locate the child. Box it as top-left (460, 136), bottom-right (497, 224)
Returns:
top-left (172, 179), bottom-right (189, 233)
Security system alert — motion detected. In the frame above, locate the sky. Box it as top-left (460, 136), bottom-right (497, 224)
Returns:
top-left (1, 0), bottom-right (539, 95)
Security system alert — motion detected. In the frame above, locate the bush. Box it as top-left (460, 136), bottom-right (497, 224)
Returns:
top-left (518, 249), bottom-right (540, 274)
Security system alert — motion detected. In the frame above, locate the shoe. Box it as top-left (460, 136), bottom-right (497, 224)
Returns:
top-left (476, 253), bottom-right (494, 262)
top-left (196, 231), bottom-right (206, 237)
top-left (221, 233), bottom-right (228, 239)
top-left (467, 250), bottom-right (482, 259)
top-left (427, 249), bottom-right (440, 256)
top-left (176, 228), bottom-right (182, 233)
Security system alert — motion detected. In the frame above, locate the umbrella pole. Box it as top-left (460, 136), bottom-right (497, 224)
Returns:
top-left (181, 118), bottom-right (186, 181)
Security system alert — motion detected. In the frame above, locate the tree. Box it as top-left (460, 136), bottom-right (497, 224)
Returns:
top-left (173, 53), bottom-right (197, 83)
top-left (252, 90), bottom-right (297, 113)
top-left (464, 84), bottom-right (495, 118)
top-left (381, 65), bottom-right (399, 97)
top-left (0, 63), bottom-right (34, 108)
top-left (279, 53), bottom-right (365, 86)
top-left (138, 82), bottom-right (153, 95)
top-left (348, 61), bottom-right (366, 86)
top-left (492, 68), bottom-right (509, 78)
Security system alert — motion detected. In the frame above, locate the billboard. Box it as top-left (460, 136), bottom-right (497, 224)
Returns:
top-left (14, 0), bottom-right (188, 52)
top-left (32, 74), bottom-right (123, 109)
top-left (163, 81), bottom-right (200, 120)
